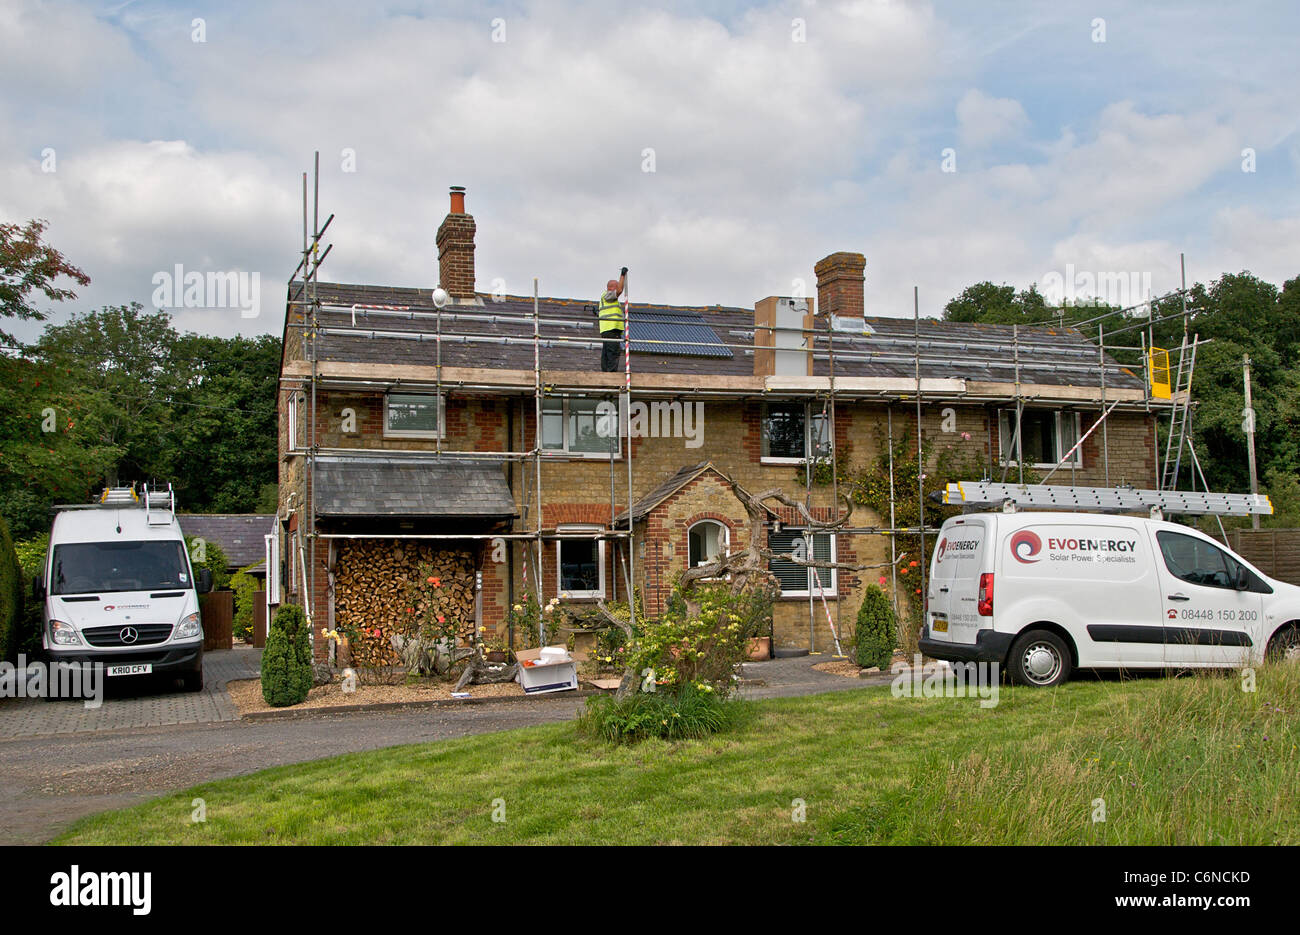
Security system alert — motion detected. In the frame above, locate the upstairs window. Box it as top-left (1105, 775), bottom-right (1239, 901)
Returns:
top-left (998, 409), bottom-right (1081, 468)
top-left (761, 402), bottom-right (830, 462)
top-left (542, 397), bottom-right (619, 458)
top-left (385, 393), bottom-right (443, 439)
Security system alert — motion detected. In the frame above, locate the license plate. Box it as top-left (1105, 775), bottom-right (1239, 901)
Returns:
top-left (106, 664), bottom-right (152, 677)
top-left (932, 616), bottom-right (949, 633)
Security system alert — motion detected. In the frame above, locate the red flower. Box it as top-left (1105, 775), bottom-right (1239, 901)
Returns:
top-left (406, 607), bottom-right (414, 614)
top-left (878, 576), bottom-right (887, 586)
top-left (426, 576), bottom-right (436, 584)
top-left (431, 577), bottom-right (441, 587)
top-left (914, 588), bottom-right (921, 594)
top-left (908, 561), bottom-right (918, 568)
top-left (437, 615), bottom-right (445, 624)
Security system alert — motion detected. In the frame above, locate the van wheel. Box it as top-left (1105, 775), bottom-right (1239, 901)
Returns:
top-left (1009, 630), bottom-right (1072, 687)
top-left (181, 670), bottom-right (204, 692)
top-left (1266, 626), bottom-right (1300, 663)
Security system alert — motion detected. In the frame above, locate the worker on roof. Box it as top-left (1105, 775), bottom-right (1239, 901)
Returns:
top-left (597, 267), bottom-right (628, 373)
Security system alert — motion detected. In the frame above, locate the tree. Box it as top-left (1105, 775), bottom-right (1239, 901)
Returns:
top-left (261, 603), bottom-right (313, 706)
top-left (943, 282), bottom-right (1055, 325)
top-left (35, 304), bottom-right (182, 489)
top-left (0, 219), bottom-right (89, 347)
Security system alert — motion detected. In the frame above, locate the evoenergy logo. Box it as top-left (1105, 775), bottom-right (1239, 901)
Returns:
top-left (936, 538), bottom-right (947, 561)
top-left (1010, 530), bottom-right (1042, 564)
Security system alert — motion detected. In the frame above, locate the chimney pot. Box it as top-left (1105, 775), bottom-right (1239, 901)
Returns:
top-left (449, 185), bottom-right (466, 214)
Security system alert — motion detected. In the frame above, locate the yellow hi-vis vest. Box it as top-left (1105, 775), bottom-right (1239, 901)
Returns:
top-left (597, 293), bottom-right (625, 334)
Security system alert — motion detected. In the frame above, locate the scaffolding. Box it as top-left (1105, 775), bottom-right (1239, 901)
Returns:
top-left (282, 156), bottom-right (1207, 653)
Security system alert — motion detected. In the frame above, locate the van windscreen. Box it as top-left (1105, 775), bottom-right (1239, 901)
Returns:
top-left (52, 541), bottom-right (191, 595)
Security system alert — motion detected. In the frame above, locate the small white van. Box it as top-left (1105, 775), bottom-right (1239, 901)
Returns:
top-left (33, 485), bottom-right (210, 693)
top-left (921, 510), bottom-right (1300, 686)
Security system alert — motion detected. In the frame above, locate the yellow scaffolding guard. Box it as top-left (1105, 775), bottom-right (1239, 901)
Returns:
top-left (1149, 346), bottom-right (1172, 400)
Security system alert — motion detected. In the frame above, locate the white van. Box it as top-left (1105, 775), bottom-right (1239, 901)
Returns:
top-left (921, 510), bottom-right (1300, 686)
top-left (33, 485), bottom-right (210, 693)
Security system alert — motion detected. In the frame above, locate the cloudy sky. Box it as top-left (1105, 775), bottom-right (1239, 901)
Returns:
top-left (2, 0), bottom-right (1297, 340)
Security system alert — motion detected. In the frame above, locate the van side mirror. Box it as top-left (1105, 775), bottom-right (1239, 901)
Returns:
top-left (1235, 566), bottom-right (1251, 591)
top-left (32, 575), bottom-right (44, 600)
top-left (197, 568), bottom-right (213, 594)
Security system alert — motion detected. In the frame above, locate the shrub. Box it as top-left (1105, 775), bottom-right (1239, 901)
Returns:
top-left (624, 577), bottom-right (775, 698)
top-left (261, 603), bottom-right (313, 706)
top-left (184, 535), bottom-right (230, 591)
top-left (578, 682), bottom-right (744, 743)
top-left (12, 533), bottom-right (47, 657)
top-left (0, 518), bottom-right (23, 662)
top-left (230, 564), bottom-right (260, 640)
top-left (855, 584), bottom-right (897, 669)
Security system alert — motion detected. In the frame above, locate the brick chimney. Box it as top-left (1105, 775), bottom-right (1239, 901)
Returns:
top-left (814, 252), bottom-right (866, 319)
top-left (436, 185), bottom-right (476, 299)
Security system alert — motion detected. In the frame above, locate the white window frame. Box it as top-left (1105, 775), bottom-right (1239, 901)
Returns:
top-left (555, 525), bottom-right (605, 598)
top-left (769, 530), bottom-right (837, 597)
top-left (688, 520), bottom-right (730, 568)
top-left (541, 396), bottom-right (620, 459)
top-left (761, 402), bottom-right (830, 465)
top-left (998, 409), bottom-right (1083, 469)
top-left (384, 392), bottom-right (445, 439)
top-left (286, 391), bottom-right (304, 452)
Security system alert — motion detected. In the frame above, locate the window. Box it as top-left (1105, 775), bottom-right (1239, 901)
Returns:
top-left (286, 391), bottom-right (305, 451)
top-left (762, 402), bottom-right (830, 462)
top-left (688, 520), bottom-right (729, 568)
top-left (1157, 531), bottom-right (1259, 591)
top-left (998, 409), bottom-right (1081, 468)
top-left (385, 392), bottom-right (443, 438)
top-left (556, 526), bottom-right (605, 597)
top-left (51, 541), bottom-right (191, 595)
top-left (542, 397), bottom-right (619, 457)
top-left (767, 530), bottom-right (836, 596)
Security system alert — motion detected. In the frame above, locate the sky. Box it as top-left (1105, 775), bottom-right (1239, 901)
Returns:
top-left (2, 0), bottom-right (1298, 340)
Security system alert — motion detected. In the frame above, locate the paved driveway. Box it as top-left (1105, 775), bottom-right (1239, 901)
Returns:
top-left (0, 647), bottom-right (260, 739)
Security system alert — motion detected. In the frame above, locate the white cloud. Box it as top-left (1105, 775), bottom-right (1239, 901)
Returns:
top-left (956, 89), bottom-right (1029, 148)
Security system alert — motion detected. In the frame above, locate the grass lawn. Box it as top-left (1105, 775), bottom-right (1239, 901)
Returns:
top-left (55, 664), bottom-right (1299, 845)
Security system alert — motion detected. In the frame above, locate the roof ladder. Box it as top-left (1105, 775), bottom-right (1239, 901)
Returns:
top-left (143, 482), bottom-right (177, 525)
top-left (943, 481), bottom-right (1272, 518)
top-left (1161, 336), bottom-right (1198, 491)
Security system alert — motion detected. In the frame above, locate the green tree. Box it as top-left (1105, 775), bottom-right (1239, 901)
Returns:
top-left (0, 517), bottom-right (24, 661)
top-left (261, 603), bottom-right (313, 706)
top-left (855, 584), bottom-right (897, 669)
top-left (0, 219), bottom-right (89, 346)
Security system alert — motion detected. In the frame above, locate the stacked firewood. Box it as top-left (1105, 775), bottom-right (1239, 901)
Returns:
top-left (333, 540), bottom-right (476, 666)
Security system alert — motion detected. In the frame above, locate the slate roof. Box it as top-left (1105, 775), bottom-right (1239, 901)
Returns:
top-left (612, 461), bottom-right (773, 528)
top-left (291, 281), bottom-right (1143, 390)
top-left (312, 456), bottom-right (516, 519)
top-left (176, 514), bottom-right (275, 568)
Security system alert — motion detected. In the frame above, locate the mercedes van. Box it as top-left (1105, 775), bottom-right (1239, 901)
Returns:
top-left (921, 510), bottom-right (1300, 686)
top-left (33, 485), bottom-right (211, 693)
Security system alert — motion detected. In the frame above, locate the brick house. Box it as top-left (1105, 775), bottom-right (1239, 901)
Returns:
top-left (276, 188), bottom-right (1162, 660)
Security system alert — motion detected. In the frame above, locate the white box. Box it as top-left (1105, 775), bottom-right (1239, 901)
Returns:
top-left (515, 645), bottom-right (579, 694)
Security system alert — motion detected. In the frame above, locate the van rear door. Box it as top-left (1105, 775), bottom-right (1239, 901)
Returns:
top-left (927, 516), bottom-right (989, 646)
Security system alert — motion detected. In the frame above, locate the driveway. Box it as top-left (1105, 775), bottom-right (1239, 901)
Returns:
top-left (0, 646), bottom-right (260, 739)
top-left (0, 651), bottom-right (886, 844)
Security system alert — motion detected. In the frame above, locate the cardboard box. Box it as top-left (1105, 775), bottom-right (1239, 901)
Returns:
top-left (515, 645), bottom-right (579, 694)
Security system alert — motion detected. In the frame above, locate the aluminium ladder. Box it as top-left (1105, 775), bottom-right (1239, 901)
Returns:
top-left (943, 481), bottom-right (1272, 518)
top-left (1160, 337), bottom-right (1198, 491)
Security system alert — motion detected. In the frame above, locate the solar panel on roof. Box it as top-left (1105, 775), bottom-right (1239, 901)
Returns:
top-left (627, 310), bottom-right (733, 358)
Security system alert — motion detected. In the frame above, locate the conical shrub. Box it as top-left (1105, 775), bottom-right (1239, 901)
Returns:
top-left (261, 603), bottom-right (313, 706)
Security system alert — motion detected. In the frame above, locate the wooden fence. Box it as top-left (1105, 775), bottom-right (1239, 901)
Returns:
top-left (200, 590), bottom-right (234, 651)
top-left (1229, 529), bottom-right (1300, 586)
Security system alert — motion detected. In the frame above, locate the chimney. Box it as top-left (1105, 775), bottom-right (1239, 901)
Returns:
top-left (814, 252), bottom-right (866, 320)
top-left (436, 185), bottom-right (476, 299)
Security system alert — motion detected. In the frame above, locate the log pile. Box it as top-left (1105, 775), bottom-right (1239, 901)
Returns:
top-left (333, 540), bottom-right (476, 667)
